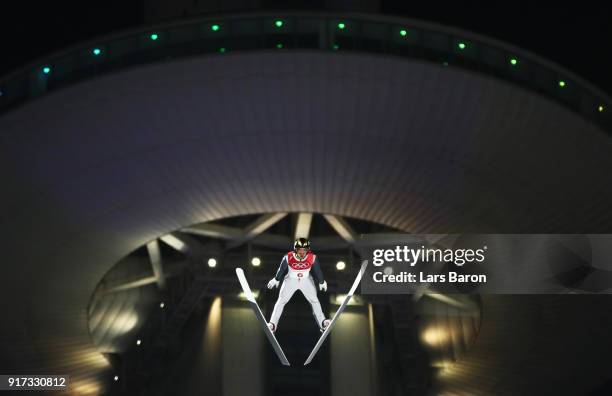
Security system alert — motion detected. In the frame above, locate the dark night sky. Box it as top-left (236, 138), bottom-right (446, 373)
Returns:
top-left (1, 1), bottom-right (611, 93)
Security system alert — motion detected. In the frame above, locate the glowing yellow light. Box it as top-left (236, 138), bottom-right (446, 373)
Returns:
top-left (434, 360), bottom-right (459, 379)
top-left (334, 294), bottom-right (363, 306)
top-left (206, 297), bottom-right (222, 333)
top-left (432, 360), bottom-right (453, 369)
top-left (239, 290), bottom-right (259, 300)
top-left (65, 349), bottom-right (111, 369)
top-left (421, 326), bottom-right (449, 346)
top-left (109, 312), bottom-right (139, 335)
top-left (73, 380), bottom-right (102, 394)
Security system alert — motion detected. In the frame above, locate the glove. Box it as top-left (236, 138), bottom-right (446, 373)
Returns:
top-left (319, 281), bottom-right (327, 292)
top-left (267, 278), bottom-right (280, 289)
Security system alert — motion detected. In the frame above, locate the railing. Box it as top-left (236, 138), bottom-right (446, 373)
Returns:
top-left (0, 12), bottom-right (610, 133)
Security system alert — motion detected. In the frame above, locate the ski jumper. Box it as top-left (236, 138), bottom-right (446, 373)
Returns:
top-left (269, 251), bottom-right (326, 328)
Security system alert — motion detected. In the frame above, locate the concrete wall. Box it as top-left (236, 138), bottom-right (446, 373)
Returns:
top-left (157, 297), bottom-right (223, 395)
top-left (330, 305), bottom-right (375, 396)
top-left (222, 303), bottom-right (264, 396)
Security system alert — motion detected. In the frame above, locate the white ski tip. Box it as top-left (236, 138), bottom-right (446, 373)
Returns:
top-left (236, 267), bottom-right (256, 303)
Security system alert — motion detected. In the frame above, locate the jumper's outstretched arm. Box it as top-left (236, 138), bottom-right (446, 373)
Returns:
top-left (273, 255), bottom-right (288, 280)
top-left (310, 256), bottom-right (325, 284)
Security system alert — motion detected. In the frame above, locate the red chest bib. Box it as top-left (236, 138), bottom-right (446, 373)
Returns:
top-left (287, 251), bottom-right (315, 270)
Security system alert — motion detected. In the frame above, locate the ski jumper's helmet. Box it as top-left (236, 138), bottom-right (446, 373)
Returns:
top-left (294, 238), bottom-right (311, 251)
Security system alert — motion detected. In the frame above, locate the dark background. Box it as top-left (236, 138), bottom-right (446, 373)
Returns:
top-left (1, 1), bottom-right (611, 93)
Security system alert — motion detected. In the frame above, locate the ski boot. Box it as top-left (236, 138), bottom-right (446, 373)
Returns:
top-left (320, 319), bottom-right (331, 333)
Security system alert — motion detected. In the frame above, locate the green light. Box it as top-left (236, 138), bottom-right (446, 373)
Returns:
top-left (275, 20), bottom-right (283, 28)
top-left (211, 24), bottom-right (220, 32)
top-left (510, 58), bottom-right (518, 66)
top-left (338, 22), bottom-right (346, 30)
top-left (443, 62), bottom-right (449, 67)
top-left (400, 29), bottom-right (407, 37)
top-left (276, 43), bottom-right (283, 49)
top-left (219, 47), bottom-right (226, 53)
top-left (150, 33), bottom-right (158, 41)
top-left (458, 42), bottom-right (466, 50)
top-left (93, 48), bottom-right (101, 56)
top-left (559, 80), bottom-right (566, 88)
top-left (332, 44), bottom-right (339, 50)
top-left (42, 66), bottom-right (51, 74)
top-left (599, 105), bottom-right (604, 112)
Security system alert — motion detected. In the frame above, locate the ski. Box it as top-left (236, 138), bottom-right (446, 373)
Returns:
top-left (303, 260), bottom-right (369, 365)
top-left (235, 268), bottom-right (291, 366)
